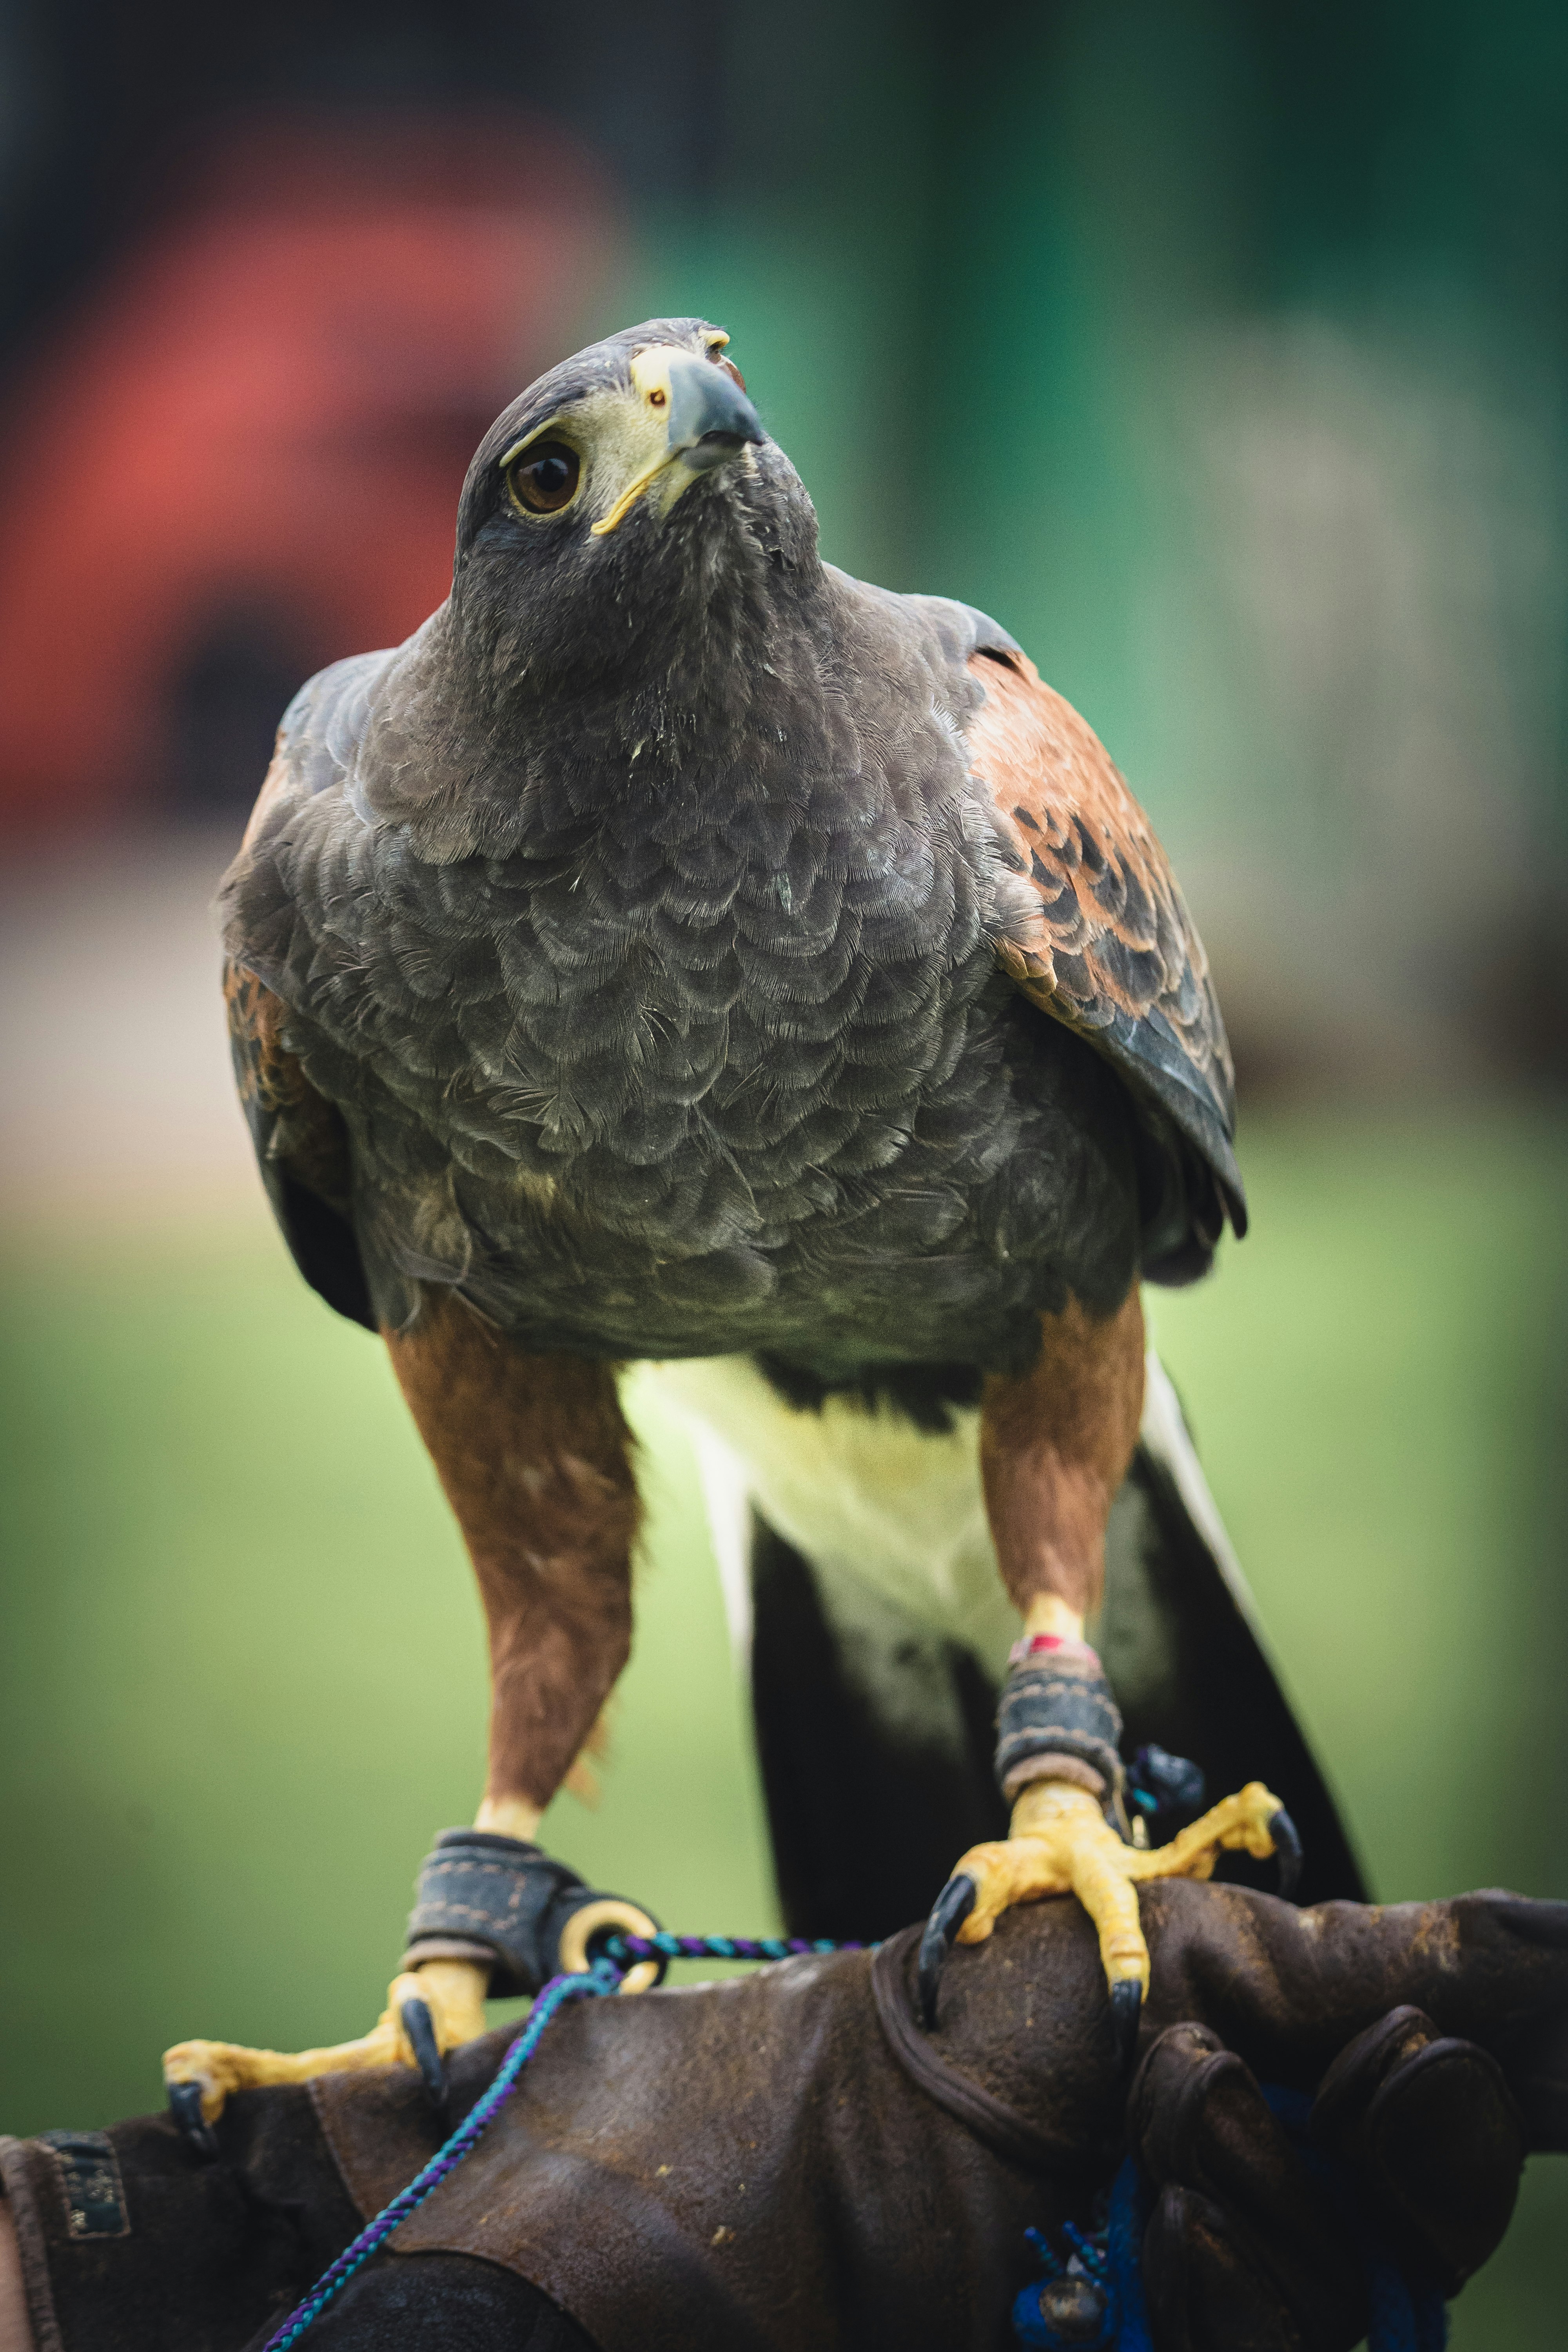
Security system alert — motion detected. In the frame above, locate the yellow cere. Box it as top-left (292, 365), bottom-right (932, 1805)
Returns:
top-left (591, 345), bottom-right (705, 537)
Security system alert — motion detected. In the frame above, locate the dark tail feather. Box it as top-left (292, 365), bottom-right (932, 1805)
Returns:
top-left (1100, 1356), bottom-right (1368, 1906)
top-left (748, 1514), bottom-right (1006, 1942)
top-left (745, 1351), bottom-right (1367, 1939)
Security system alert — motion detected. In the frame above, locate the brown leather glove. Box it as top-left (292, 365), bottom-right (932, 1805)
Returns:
top-left (4, 1881), bottom-right (1564, 2352)
top-left (928, 1881), bottom-right (1567, 2352)
top-left (1129, 2005), bottom-right (1524, 2348)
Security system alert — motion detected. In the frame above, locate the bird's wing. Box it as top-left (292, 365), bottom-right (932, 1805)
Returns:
top-left (220, 650), bottom-right (397, 1332)
top-left (963, 646), bottom-right (1246, 1236)
top-left (224, 953), bottom-right (376, 1329)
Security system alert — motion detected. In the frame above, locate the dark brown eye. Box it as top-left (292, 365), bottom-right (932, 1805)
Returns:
top-left (507, 440), bottom-right (580, 515)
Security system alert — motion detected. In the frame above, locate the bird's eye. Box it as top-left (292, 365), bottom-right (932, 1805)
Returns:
top-left (507, 441), bottom-right (581, 516)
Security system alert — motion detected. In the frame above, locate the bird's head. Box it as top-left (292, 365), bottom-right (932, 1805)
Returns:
top-left (449, 318), bottom-right (818, 702)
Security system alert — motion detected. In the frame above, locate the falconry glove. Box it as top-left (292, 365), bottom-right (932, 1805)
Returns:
top-left (12, 1882), bottom-right (1566, 2352)
top-left (1125, 2007), bottom-right (1526, 2348)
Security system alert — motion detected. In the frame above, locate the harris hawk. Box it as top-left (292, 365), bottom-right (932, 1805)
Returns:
top-left (168, 319), bottom-right (1361, 2125)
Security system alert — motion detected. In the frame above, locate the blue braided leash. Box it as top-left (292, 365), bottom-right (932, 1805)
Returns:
top-left (610, 1930), bottom-right (866, 1963)
top-left (258, 1933), bottom-right (868, 2348)
top-left (259, 1961), bottom-right (618, 2348)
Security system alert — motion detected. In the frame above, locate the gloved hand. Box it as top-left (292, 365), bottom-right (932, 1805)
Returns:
top-left (918, 1878), bottom-right (1568, 2352)
top-left (1129, 2004), bottom-right (1524, 2347)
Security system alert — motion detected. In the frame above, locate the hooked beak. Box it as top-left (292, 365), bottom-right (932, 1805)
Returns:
top-left (592, 348), bottom-right (765, 536)
top-left (662, 350), bottom-right (764, 472)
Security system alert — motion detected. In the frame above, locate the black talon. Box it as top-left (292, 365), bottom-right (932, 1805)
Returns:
top-left (1109, 1976), bottom-right (1143, 2070)
top-left (917, 1875), bottom-right (977, 2031)
top-left (1105, 1976), bottom-right (1142, 2070)
top-left (400, 1996), bottom-right (447, 2109)
top-left (1269, 1806), bottom-right (1303, 1902)
top-left (167, 2079), bottom-right (220, 2161)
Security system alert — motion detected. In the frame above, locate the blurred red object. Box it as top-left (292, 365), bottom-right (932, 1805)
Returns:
top-left (0, 111), bottom-right (619, 835)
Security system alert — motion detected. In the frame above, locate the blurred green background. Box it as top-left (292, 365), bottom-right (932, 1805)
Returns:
top-left (2, 2), bottom-right (1567, 2343)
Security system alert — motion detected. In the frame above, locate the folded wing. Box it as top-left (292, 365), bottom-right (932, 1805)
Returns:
top-left (965, 648), bottom-right (1245, 1242)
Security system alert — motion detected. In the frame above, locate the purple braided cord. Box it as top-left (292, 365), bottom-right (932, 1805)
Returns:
top-left (605, 1931), bottom-right (869, 1963)
top-left (255, 1933), bottom-right (866, 2347)
top-left (257, 1963), bottom-right (619, 2349)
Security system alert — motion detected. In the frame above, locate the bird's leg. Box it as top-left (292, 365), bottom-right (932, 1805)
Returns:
top-left (165, 1292), bottom-right (653, 2131)
top-left (384, 1292), bottom-right (639, 1833)
top-left (388, 1295), bottom-right (661, 1993)
top-left (918, 1289), bottom-right (1297, 2045)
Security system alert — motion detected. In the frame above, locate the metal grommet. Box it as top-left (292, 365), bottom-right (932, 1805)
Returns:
top-left (557, 1897), bottom-right (663, 1994)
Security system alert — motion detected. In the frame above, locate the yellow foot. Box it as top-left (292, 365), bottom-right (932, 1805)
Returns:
top-left (917, 1779), bottom-right (1299, 2049)
top-left (162, 1958), bottom-right (492, 2138)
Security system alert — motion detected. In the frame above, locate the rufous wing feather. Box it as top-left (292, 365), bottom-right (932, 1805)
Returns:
top-left (965, 648), bottom-right (1245, 1232)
